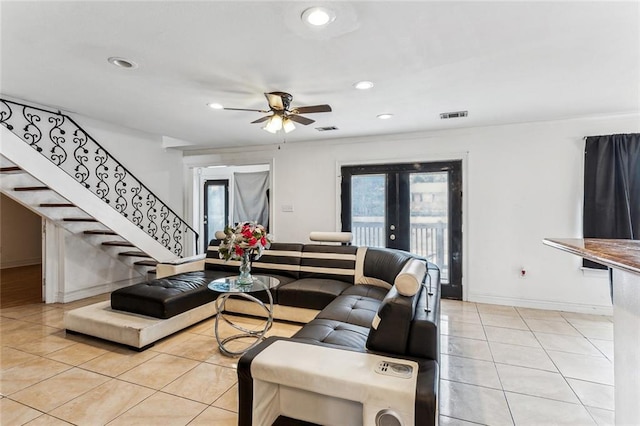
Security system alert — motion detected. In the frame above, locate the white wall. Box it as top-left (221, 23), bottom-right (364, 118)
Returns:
top-left (184, 113), bottom-right (640, 314)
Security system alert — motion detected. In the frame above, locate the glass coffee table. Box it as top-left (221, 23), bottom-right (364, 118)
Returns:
top-left (207, 275), bottom-right (280, 357)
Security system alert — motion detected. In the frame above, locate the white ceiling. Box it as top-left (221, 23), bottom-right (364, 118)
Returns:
top-left (1, 1), bottom-right (638, 150)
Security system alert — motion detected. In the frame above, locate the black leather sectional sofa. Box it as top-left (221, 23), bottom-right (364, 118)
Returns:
top-left (107, 241), bottom-right (441, 425)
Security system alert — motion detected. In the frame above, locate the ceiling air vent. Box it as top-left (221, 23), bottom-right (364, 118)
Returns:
top-left (440, 111), bottom-right (468, 119)
top-left (315, 126), bottom-right (339, 132)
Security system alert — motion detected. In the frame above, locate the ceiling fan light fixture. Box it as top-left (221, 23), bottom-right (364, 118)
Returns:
top-left (207, 103), bottom-right (224, 110)
top-left (301, 7), bottom-right (336, 27)
top-left (377, 113), bottom-right (394, 120)
top-left (354, 80), bottom-right (374, 90)
top-left (263, 115), bottom-right (283, 133)
top-left (283, 118), bottom-right (296, 133)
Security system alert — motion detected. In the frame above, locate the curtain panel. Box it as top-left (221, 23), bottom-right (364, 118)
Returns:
top-left (583, 133), bottom-right (640, 268)
top-left (233, 171), bottom-right (270, 228)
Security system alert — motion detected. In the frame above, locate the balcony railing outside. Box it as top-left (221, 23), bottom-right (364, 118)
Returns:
top-left (0, 98), bottom-right (198, 256)
top-left (352, 220), bottom-right (449, 282)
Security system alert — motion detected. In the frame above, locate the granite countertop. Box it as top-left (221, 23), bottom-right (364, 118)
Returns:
top-left (543, 238), bottom-right (640, 275)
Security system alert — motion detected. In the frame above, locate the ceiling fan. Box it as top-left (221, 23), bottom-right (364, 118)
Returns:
top-left (223, 92), bottom-right (332, 133)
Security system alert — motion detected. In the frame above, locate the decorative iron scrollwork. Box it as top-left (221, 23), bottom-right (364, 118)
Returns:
top-left (0, 98), bottom-right (199, 257)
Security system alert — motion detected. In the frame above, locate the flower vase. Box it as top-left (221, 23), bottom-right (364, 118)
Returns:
top-left (237, 253), bottom-right (253, 285)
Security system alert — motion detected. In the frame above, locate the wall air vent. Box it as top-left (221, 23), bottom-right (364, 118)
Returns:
top-left (315, 126), bottom-right (339, 132)
top-left (440, 111), bottom-right (468, 119)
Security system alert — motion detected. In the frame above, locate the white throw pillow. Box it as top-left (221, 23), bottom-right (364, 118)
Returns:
top-left (394, 259), bottom-right (426, 296)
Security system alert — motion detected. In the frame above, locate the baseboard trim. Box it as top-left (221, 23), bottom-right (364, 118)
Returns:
top-left (59, 277), bottom-right (145, 303)
top-left (467, 293), bottom-right (613, 316)
top-left (1, 259), bottom-right (42, 269)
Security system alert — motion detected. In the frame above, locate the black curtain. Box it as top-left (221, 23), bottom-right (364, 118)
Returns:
top-left (583, 133), bottom-right (640, 268)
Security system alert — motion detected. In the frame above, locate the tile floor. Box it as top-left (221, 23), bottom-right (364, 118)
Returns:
top-left (0, 295), bottom-right (614, 425)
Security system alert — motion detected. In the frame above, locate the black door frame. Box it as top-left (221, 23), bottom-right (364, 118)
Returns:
top-left (203, 179), bottom-right (229, 250)
top-left (341, 160), bottom-right (463, 299)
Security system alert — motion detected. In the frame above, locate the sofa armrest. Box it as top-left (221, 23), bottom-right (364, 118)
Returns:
top-left (155, 255), bottom-right (205, 278)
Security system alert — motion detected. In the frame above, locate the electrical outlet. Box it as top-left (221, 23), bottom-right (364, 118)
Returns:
top-left (281, 204), bottom-right (294, 212)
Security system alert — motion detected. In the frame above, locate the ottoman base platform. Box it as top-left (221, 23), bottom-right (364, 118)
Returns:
top-left (64, 300), bottom-right (218, 350)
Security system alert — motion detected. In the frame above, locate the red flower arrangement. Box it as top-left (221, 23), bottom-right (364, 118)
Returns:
top-left (218, 222), bottom-right (271, 261)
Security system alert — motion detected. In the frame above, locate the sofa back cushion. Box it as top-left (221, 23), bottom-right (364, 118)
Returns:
top-left (299, 244), bottom-right (357, 284)
top-left (251, 243), bottom-right (304, 278)
top-left (355, 247), bottom-right (412, 289)
top-left (366, 285), bottom-right (419, 355)
top-left (204, 239), bottom-right (241, 273)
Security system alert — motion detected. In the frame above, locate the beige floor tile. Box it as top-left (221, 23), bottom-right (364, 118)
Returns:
top-left (496, 364), bottom-right (580, 403)
top-left (441, 300), bottom-right (477, 312)
top-left (0, 398), bottom-right (43, 425)
top-left (162, 362), bottom-right (237, 404)
top-left (24, 414), bottom-right (74, 425)
top-left (439, 380), bottom-right (513, 426)
top-left (205, 347), bottom-right (242, 369)
top-left (523, 318), bottom-right (581, 336)
top-left (505, 392), bottom-right (596, 426)
top-left (561, 312), bottom-right (612, 324)
top-left (59, 294), bottom-right (109, 310)
top-left (440, 354), bottom-right (501, 389)
top-left (48, 379), bottom-right (154, 424)
top-left (489, 342), bottom-right (557, 372)
top-left (567, 378), bottom-right (615, 411)
top-left (476, 303), bottom-right (520, 317)
top-left (0, 357), bottom-right (71, 395)
top-left (586, 406), bottom-right (615, 426)
top-left (20, 309), bottom-right (66, 329)
top-left (154, 333), bottom-right (218, 362)
top-left (438, 415), bottom-right (483, 426)
top-left (440, 320), bottom-right (486, 340)
top-left (11, 367), bottom-right (110, 412)
top-left (44, 342), bottom-right (108, 366)
top-left (572, 322), bottom-right (614, 341)
top-left (440, 310), bottom-right (482, 324)
top-left (1, 324), bottom-right (60, 346)
top-left (0, 318), bottom-right (34, 333)
top-left (213, 383), bottom-right (238, 412)
top-left (534, 332), bottom-right (602, 356)
top-left (0, 304), bottom-right (57, 320)
top-left (8, 333), bottom-right (77, 357)
top-left (0, 347), bottom-right (40, 372)
top-left (107, 391), bottom-right (207, 425)
top-left (189, 406), bottom-right (237, 426)
top-left (118, 353), bottom-right (199, 390)
top-left (516, 307), bottom-right (567, 321)
top-left (79, 347), bottom-right (159, 377)
top-left (547, 351), bottom-right (614, 386)
top-left (440, 335), bottom-right (493, 361)
top-left (484, 326), bottom-right (541, 348)
top-left (480, 313), bottom-right (529, 330)
top-left (589, 338), bottom-right (614, 361)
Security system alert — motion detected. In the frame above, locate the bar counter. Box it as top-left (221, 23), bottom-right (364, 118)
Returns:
top-left (543, 238), bottom-right (639, 426)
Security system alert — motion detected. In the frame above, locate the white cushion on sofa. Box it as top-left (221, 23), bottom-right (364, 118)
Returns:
top-left (394, 259), bottom-right (426, 296)
top-left (354, 247), bottom-right (392, 289)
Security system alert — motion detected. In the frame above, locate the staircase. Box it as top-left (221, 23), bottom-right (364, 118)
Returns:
top-left (0, 98), bottom-right (198, 293)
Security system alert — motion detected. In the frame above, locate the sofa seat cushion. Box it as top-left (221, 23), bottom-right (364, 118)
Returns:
top-left (111, 270), bottom-right (227, 319)
top-left (292, 318), bottom-right (369, 349)
top-left (276, 278), bottom-right (351, 310)
top-left (340, 284), bottom-right (388, 301)
top-left (316, 295), bottom-right (381, 328)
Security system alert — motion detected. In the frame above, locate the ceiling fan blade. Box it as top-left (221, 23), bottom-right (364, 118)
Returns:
top-left (288, 114), bottom-right (315, 125)
top-left (265, 93), bottom-right (284, 111)
top-left (251, 116), bottom-right (271, 124)
top-left (224, 107), bottom-right (269, 113)
top-left (293, 104), bottom-right (332, 114)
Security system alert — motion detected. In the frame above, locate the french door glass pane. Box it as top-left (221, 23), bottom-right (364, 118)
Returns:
top-left (410, 172), bottom-right (449, 283)
top-left (207, 185), bottom-right (227, 240)
top-left (351, 174), bottom-right (385, 247)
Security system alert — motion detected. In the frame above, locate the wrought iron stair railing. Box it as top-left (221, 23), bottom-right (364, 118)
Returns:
top-left (0, 98), bottom-right (198, 257)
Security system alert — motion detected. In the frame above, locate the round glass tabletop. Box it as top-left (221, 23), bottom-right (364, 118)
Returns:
top-left (207, 275), bottom-right (280, 293)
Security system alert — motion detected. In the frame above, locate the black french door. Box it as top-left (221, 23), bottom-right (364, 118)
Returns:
top-left (203, 179), bottom-right (229, 250)
top-left (341, 161), bottom-right (462, 299)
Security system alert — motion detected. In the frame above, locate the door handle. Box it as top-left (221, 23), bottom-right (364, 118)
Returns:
top-left (390, 224), bottom-right (396, 230)
top-left (390, 234), bottom-right (396, 240)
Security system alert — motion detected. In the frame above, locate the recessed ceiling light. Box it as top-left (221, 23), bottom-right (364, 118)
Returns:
top-left (354, 81), bottom-right (374, 90)
top-left (377, 113), bottom-right (394, 120)
top-left (301, 7), bottom-right (336, 26)
top-left (107, 57), bottom-right (137, 69)
top-left (207, 103), bottom-right (224, 110)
